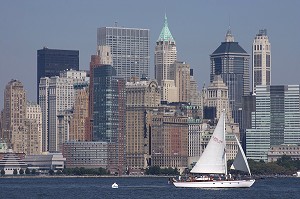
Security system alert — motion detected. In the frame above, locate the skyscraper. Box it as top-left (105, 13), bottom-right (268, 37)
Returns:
top-left (151, 105), bottom-right (188, 170)
top-left (252, 29), bottom-right (271, 92)
top-left (87, 47), bottom-right (113, 141)
top-left (155, 14), bottom-right (177, 86)
top-left (2, 80), bottom-right (41, 154)
top-left (97, 27), bottom-right (150, 81)
top-left (189, 69), bottom-right (201, 106)
top-left (69, 81), bottom-right (89, 142)
top-left (210, 29), bottom-right (250, 123)
top-left (246, 85), bottom-right (300, 161)
top-left (87, 54), bottom-right (102, 142)
top-left (39, 70), bottom-right (87, 152)
top-left (161, 80), bottom-right (178, 103)
top-left (205, 75), bottom-right (232, 121)
top-left (126, 79), bottom-right (160, 170)
top-left (92, 65), bottom-right (126, 174)
top-left (2, 80), bottom-right (26, 147)
top-left (37, 47), bottom-right (79, 102)
top-left (170, 61), bottom-right (190, 103)
top-left (26, 102), bottom-right (42, 155)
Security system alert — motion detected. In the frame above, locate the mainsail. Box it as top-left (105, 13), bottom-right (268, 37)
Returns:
top-left (191, 112), bottom-right (226, 174)
top-left (230, 135), bottom-right (251, 175)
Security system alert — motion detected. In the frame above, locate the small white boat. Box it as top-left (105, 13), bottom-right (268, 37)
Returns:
top-left (112, 182), bottom-right (118, 189)
top-left (293, 171), bottom-right (300, 177)
top-left (173, 110), bottom-right (255, 188)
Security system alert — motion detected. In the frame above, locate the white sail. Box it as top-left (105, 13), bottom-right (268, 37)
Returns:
top-left (191, 112), bottom-right (226, 174)
top-left (230, 135), bottom-right (251, 175)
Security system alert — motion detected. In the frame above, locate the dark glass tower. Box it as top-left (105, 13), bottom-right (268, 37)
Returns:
top-left (210, 29), bottom-right (250, 124)
top-left (92, 65), bottom-right (126, 175)
top-left (37, 47), bottom-right (79, 102)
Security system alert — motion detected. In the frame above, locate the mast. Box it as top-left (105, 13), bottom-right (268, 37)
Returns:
top-left (224, 110), bottom-right (227, 176)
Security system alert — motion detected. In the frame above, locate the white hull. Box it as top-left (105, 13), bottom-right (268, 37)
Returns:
top-left (173, 179), bottom-right (255, 188)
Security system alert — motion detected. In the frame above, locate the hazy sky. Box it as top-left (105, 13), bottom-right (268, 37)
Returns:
top-left (1, 0), bottom-right (300, 109)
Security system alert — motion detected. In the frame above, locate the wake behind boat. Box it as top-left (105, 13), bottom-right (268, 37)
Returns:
top-left (173, 110), bottom-right (255, 188)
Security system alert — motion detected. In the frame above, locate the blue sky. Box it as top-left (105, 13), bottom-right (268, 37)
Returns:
top-left (1, 0), bottom-right (300, 109)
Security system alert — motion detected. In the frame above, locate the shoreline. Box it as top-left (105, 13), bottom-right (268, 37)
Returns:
top-left (0, 174), bottom-right (296, 179)
top-left (0, 175), bottom-right (174, 179)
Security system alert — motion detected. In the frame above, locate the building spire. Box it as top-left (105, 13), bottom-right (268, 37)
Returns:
top-left (157, 14), bottom-right (175, 42)
top-left (164, 13), bottom-right (168, 27)
top-left (225, 27), bottom-right (234, 42)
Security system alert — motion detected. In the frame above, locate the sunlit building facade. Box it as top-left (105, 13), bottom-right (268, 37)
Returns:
top-left (252, 29), bottom-right (271, 92)
top-left (126, 79), bottom-right (160, 170)
top-left (39, 70), bottom-right (87, 152)
top-left (155, 15), bottom-right (177, 86)
top-left (2, 80), bottom-right (27, 152)
top-left (97, 27), bottom-right (150, 81)
top-left (151, 107), bottom-right (188, 171)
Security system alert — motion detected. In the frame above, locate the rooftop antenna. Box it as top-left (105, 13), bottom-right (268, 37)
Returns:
top-left (164, 8), bottom-right (168, 24)
top-left (225, 13), bottom-right (234, 42)
top-left (114, 21), bottom-right (118, 27)
top-left (229, 13), bottom-right (231, 30)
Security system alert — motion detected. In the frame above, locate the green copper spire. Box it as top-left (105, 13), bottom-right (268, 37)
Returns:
top-left (157, 14), bottom-right (175, 42)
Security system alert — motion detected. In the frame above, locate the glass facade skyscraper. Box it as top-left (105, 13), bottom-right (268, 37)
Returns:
top-left (210, 29), bottom-right (250, 124)
top-left (92, 65), bottom-right (126, 174)
top-left (37, 47), bottom-right (79, 102)
top-left (97, 27), bottom-right (150, 81)
top-left (246, 85), bottom-right (300, 161)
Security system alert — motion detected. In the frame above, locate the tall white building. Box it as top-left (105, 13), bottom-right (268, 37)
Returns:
top-left (206, 75), bottom-right (232, 121)
top-left (188, 118), bottom-right (201, 168)
top-left (39, 78), bottom-right (49, 152)
top-left (97, 26), bottom-right (150, 81)
top-left (39, 70), bottom-right (87, 152)
top-left (161, 80), bottom-right (178, 103)
top-left (26, 102), bottom-right (42, 155)
top-left (155, 14), bottom-right (177, 86)
top-left (97, 45), bottom-right (112, 65)
top-left (2, 80), bottom-right (42, 155)
top-left (170, 61), bottom-right (190, 103)
top-left (2, 80), bottom-right (27, 152)
top-left (189, 69), bottom-right (201, 106)
top-left (252, 29), bottom-right (271, 92)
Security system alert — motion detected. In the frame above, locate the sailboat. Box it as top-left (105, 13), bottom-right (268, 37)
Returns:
top-left (173, 111), bottom-right (255, 188)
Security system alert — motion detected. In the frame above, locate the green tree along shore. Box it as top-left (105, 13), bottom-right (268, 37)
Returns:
top-left (145, 155), bottom-right (300, 176)
top-left (144, 166), bottom-right (179, 175)
top-left (247, 155), bottom-right (300, 175)
top-left (225, 155), bottom-right (300, 176)
top-left (62, 167), bottom-right (109, 176)
top-left (1, 155), bottom-right (299, 176)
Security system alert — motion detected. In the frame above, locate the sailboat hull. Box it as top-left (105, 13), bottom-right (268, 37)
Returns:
top-left (173, 179), bottom-right (255, 188)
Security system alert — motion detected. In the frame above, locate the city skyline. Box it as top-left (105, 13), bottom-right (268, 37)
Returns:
top-left (1, 0), bottom-right (300, 109)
